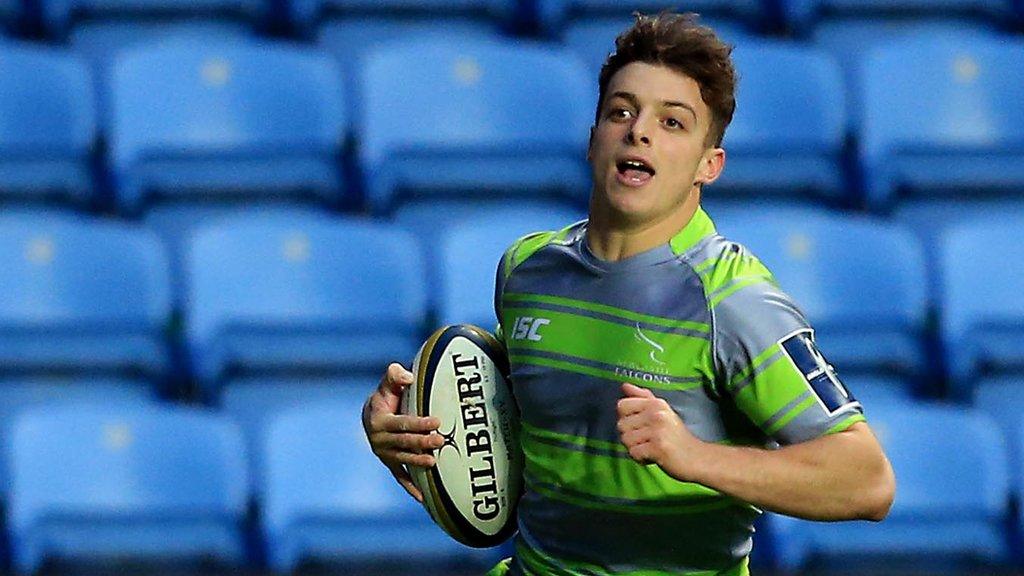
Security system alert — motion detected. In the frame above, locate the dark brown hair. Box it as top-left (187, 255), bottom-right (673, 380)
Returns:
top-left (597, 12), bottom-right (737, 148)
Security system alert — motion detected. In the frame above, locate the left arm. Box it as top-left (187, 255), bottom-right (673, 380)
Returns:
top-left (617, 383), bottom-right (895, 522)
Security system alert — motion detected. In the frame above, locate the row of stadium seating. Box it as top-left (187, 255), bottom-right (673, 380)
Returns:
top-left (0, 376), bottom-right (1022, 573)
top-left (1, 34), bottom-right (1022, 224)
top-left (1, 0), bottom-right (1023, 35)
top-left (1, 207), bottom-right (1018, 400)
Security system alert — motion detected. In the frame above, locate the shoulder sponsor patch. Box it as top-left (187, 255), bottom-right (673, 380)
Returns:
top-left (778, 329), bottom-right (859, 417)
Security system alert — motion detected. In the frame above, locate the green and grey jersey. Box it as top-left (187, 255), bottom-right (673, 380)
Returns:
top-left (493, 207), bottom-right (865, 576)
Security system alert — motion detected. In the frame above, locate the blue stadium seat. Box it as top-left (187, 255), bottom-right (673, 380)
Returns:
top-left (714, 42), bottom-right (847, 203)
top-left (0, 0), bottom-right (19, 32)
top-left (289, 0), bottom-right (516, 35)
top-left (221, 376), bottom-right (376, 497)
top-left (145, 202), bottom-right (326, 307)
top-left (976, 377), bottom-right (1024, 492)
top-left (940, 218), bottom-right (1024, 398)
top-left (185, 213), bottom-right (426, 396)
top-left (535, 0), bottom-right (766, 35)
top-left (782, 0), bottom-right (1013, 33)
top-left (860, 37), bottom-right (1024, 209)
top-left (357, 38), bottom-right (592, 214)
top-left (0, 43), bottom-right (96, 206)
top-left (715, 208), bottom-right (928, 383)
top-left (563, 15), bottom-right (753, 76)
top-left (813, 18), bottom-right (1002, 130)
top-left (434, 206), bottom-right (585, 328)
top-left (772, 402), bottom-right (1009, 570)
top-left (8, 404), bottom-right (248, 574)
top-left (0, 213), bottom-right (172, 381)
top-left (262, 394), bottom-right (500, 573)
top-left (842, 375), bottom-right (914, 408)
top-left (109, 40), bottom-right (347, 213)
top-left (0, 378), bottom-right (153, 497)
top-left (40, 0), bottom-right (266, 37)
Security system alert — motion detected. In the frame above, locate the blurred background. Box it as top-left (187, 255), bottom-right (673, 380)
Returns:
top-left (0, 0), bottom-right (1022, 574)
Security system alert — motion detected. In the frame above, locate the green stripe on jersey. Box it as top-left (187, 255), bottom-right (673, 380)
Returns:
top-left (503, 292), bottom-right (710, 333)
top-left (522, 424), bottom-right (726, 505)
top-left (509, 353), bottom-right (704, 392)
top-left (516, 538), bottom-right (751, 576)
top-left (732, 352), bottom-right (812, 430)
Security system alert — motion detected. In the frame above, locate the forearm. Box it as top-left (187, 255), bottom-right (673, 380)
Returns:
top-left (686, 423), bottom-right (895, 521)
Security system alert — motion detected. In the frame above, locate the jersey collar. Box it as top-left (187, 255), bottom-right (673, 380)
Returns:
top-left (669, 206), bottom-right (717, 256)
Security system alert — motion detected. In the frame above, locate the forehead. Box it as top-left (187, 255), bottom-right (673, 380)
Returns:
top-left (605, 62), bottom-right (707, 114)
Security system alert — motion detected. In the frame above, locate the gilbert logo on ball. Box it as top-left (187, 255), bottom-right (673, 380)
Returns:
top-left (401, 324), bottom-right (522, 548)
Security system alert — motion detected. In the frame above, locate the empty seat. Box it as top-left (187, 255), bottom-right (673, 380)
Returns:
top-left (435, 206), bottom-right (584, 327)
top-left (940, 218), bottom-right (1024, 398)
top-left (976, 377), bottom-right (1024, 491)
top-left (0, 43), bottom-right (96, 206)
top-left (859, 37), bottom-right (1024, 209)
top-left (0, 378), bottom-right (153, 497)
top-left (813, 17), bottom-right (1002, 130)
top-left (221, 376), bottom-right (376, 496)
top-left (714, 41), bottom-right (847, 203)
top-left (716, 208), bottom-right (928, 383)
top-left (783, 0), bottom-right (1012, 33)
top-left (0, 212), bottom-right (172, 381)
top-left (535, 0), bottom-right (765, 35)
top-left (262, 394), bottom-right (499, 573)
top-left (109, 40), bottom-right (347, 213)
top-left (8, 404), bottom-right (248, 574)
top-left (0, 0), bottom-right (19, 32)
top-left (772, 402), bottom-right (1009, 570)
top-left (289, 0), bottom-right (516, 35)
top-left (185, 213), bottom-right (426, 396)
top-left (40, 0), bottom-right (266, 38)
top-left (357, 38), bottom-right (592, 214)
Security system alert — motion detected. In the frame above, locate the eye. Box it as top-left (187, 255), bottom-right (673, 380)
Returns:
top-left (607, 107), bottom-right (634, 121)
top-left (664, 117), bottom-right (684, 129)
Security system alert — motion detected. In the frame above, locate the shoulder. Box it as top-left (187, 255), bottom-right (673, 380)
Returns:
top-left (498, 219), bottom-right (586, 282)
top-left (689, 235), bottom-right (777, 306)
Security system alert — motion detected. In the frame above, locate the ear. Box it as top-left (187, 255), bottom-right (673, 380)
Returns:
top-left (694, 147), bottom-right (726, 186)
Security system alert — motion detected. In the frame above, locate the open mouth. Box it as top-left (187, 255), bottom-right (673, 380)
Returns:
top-left (616, 159), bottom-right (656, 185)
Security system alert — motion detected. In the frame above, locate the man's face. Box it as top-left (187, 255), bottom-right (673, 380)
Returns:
top-left (588, 62), bottom-right (723, 227)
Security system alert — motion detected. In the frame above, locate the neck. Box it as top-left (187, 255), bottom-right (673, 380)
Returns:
top-left (586, 189), bottom-right (702, 262)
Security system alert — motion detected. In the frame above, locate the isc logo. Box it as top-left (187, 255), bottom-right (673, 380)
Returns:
top-left (511, 316), bottom-right (549, 342)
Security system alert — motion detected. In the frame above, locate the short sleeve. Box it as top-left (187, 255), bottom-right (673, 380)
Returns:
top-left (712, 267), bottom-right (864, 445)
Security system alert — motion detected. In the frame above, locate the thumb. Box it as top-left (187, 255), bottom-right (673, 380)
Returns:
top-left (622, 382), bottom-right (655, 398)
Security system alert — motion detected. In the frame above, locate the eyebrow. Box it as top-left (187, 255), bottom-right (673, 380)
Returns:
top-left (609, 91), bottom-right (698, 122)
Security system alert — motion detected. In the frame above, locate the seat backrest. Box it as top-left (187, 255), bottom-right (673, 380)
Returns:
top-left (185, 213), bottom-right (426, 354)
top-left (724, 41), bottom-right (845, 155)
top-left (0, 213), bottom-right (171, 333)
top-left (357, 38), bottom-right (591, 208)
top-left (717, 209), bottom-right (927, 334)
top-left (0, 43), bottom-right (95, 157)
top-left (41, 0), bottom-right (266, 36)
top-left (860, 37), bottom-right (1024, 205)
top-left (869, 402), bottom-right (1008, 520)
top-left (940, 217), bottom-right (1024, 382)
top-left (9, 403), bottom-right (248, 529)
top-left (438, 207), bottom-right (584, 327)
top-left (290, 0), bottom-right (515, 33)
top-left (262, 392), bottom-right (417, 535)
top-left (109, 39), bottom-right (345, 170)
top-left (785, 0), bottom-right (1011, 31)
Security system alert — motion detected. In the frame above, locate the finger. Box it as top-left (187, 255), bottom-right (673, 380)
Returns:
top-left (385, 462), bottom-right (424, 503)
top-left (616, 397), bottom-right (650, 418)
top-left (375, 413), bottom-right (441, 434)
top-left (616, 412), bottom-right (648, 434)
top-left (622, 382), bottom-right (656, 398)
top-left (376, 431), bottom-right (444, 452)
top-left (620, 428), bottom-right (652, 449)
top-left (381, 448), bottom-right (437, 468)
top-left (627, 441), bottom-right (654, 464)
top-left (379, 362), bottom-right (415, 396)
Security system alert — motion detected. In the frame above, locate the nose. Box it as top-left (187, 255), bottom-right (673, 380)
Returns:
top-left (626, 115), bottom-right (652, 146)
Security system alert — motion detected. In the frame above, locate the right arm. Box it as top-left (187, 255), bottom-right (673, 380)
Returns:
top-left (362, 362), bottom-right (444, 502)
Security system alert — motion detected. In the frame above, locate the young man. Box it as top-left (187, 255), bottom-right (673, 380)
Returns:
top-left (363, 12), bottom-right (895, 575)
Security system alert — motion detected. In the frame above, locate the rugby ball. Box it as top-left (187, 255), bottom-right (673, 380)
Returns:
top-left (401, 324), bottom-right (522, 548)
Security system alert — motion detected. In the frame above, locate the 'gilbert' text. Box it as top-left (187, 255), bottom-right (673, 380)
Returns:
top-left (453, 353), bottom-right (500, 522)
